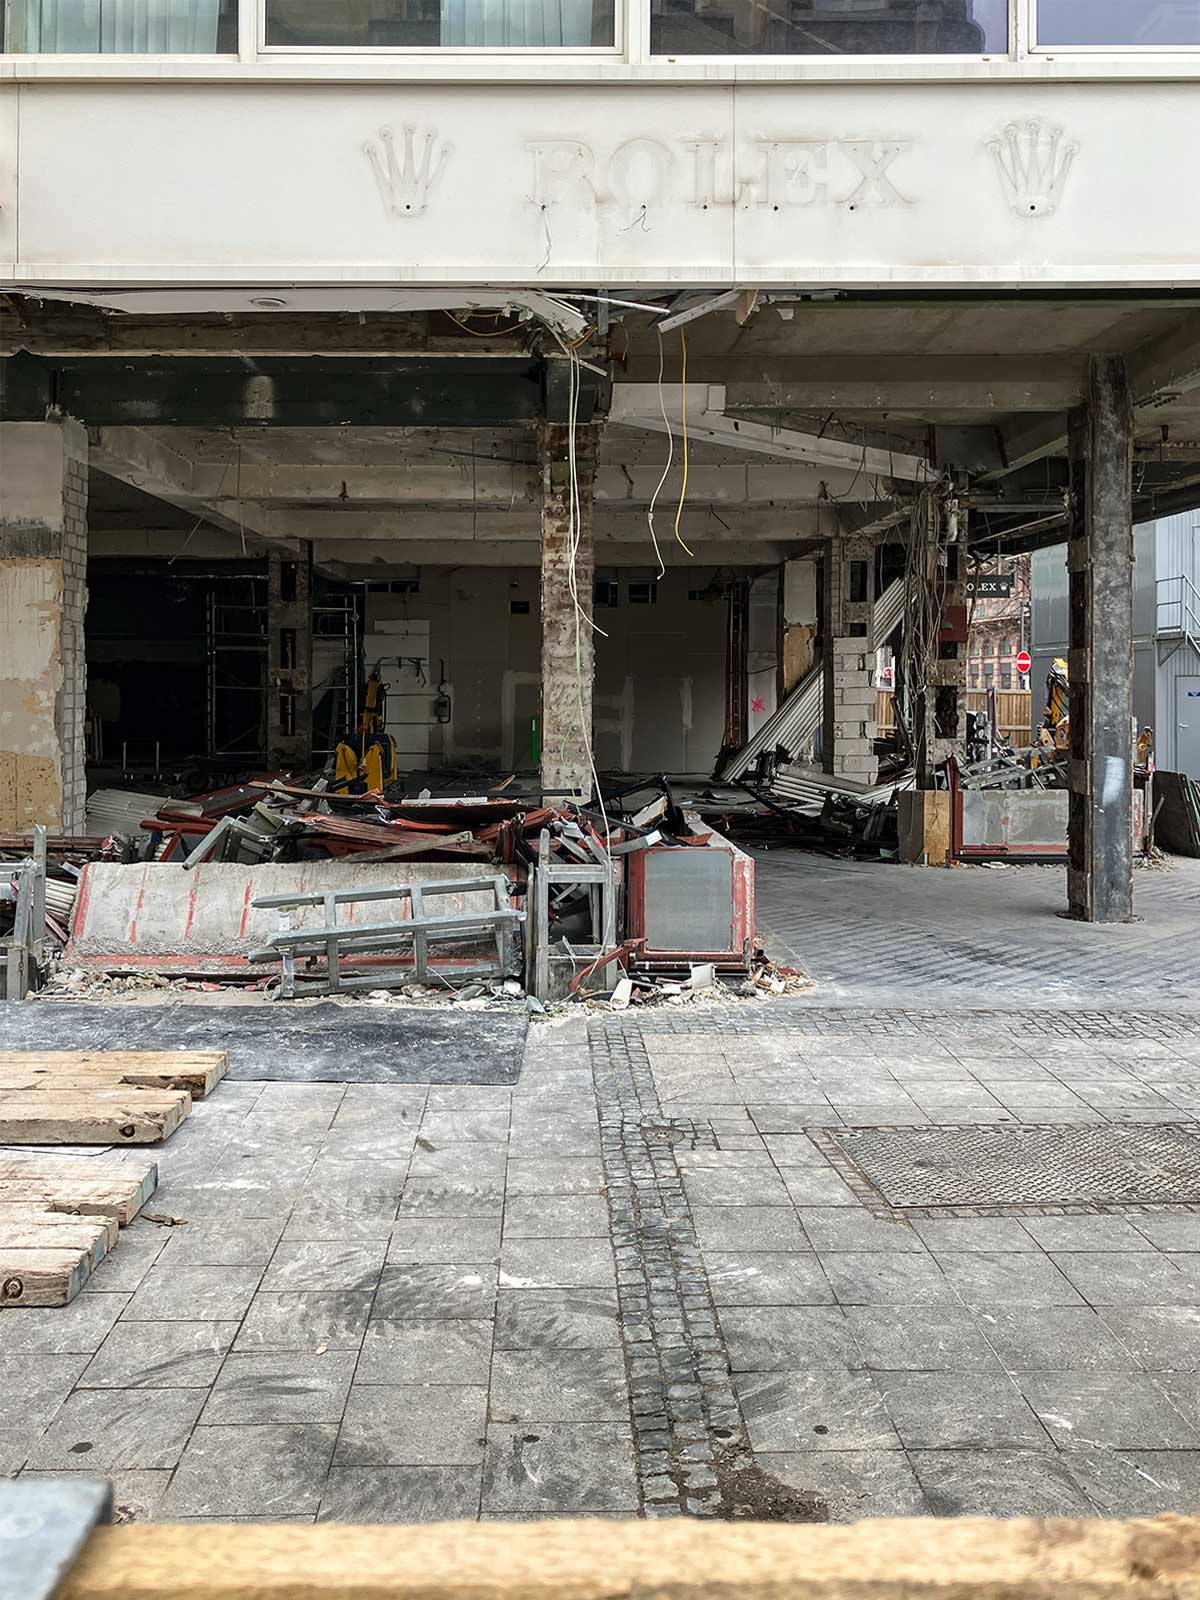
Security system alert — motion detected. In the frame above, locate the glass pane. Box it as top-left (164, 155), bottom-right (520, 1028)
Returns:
top-left (6, 0), bottom-right (238, 50)
top-left (266, 0), bottom-right (615, 46)
top-left (1037, 1), bottom-right (1200, 45)
top-left (652, 0), bottom-right (1006, 54)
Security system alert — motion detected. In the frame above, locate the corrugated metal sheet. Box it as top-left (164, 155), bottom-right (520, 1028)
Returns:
top-left (718, 667), bottom-right (823, 781)
top-left (869, 578), bottom-right (905, 651)
top-left (768, 763), bottom-right (913, 819)
top-left (719, 579), bottom-right (901, 782)
top-left (1157, 511), bottom-right (1200, 594)
top-left (82, 790), bottom-right (170, 837)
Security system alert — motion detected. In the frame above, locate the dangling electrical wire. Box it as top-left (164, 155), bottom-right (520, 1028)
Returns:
top-left (672, 329), bottom-right (695, 557)
top-left (649, 323), bottom-right (678, 576)
top-left (644, 326), bottom-right (670, 579)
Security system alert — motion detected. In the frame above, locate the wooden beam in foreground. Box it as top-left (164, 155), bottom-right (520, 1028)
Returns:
top-left (58, 1516), bottom-right (1200, 1600)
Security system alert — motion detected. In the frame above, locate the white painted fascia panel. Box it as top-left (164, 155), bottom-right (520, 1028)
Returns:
top-left (0, 87), bottom-right (15, 275)
top-left (8, 80), bottom-right (1200, 290)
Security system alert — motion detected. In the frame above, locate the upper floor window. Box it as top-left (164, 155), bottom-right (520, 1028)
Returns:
top-left (650, 0), bottom-right (1007, 56)
top-left (6, 0), bottom-right (238, 50)
top-left (7, 0), bottom-right (1200, 55)
top-left (264, 0), bottom-right (615, 47)
top-left (1036, 1), bottom-right (1200, 45)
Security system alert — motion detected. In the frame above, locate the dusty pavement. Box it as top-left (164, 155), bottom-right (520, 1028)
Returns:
top-left (4, 855), bottom-right (1200, 1523)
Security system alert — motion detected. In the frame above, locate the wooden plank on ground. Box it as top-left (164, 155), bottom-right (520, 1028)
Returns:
top-left (0, 1158), bottom-right (158, 1224)
top-left (0, 1158), bottom-right (156, 1307)
top-left (0, 1050), bottom-right (227, 1098)
top-left (0, 1088), bottom-right (191, 1145)
top-left (0, 1205), bottom-right (118, 1252)
top-left (54, 1516), bottom-right (1200, 1600)
top-left (0, 1216), bottom-right (113, 1271)
top-left (0, 1246), bottom-right (92, 1307)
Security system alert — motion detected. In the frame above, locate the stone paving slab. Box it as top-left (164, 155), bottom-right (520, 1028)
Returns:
top-left (6, 992), bottom-right (1200, 1526)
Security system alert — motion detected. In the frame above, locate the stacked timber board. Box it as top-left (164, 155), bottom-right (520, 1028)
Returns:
top-left (0, 1049), bottom-right (227, 1144)
top-left (0, 1050), bottom-right (227, 1306)
top-left (0, 1156), bottom-right (158, 1306)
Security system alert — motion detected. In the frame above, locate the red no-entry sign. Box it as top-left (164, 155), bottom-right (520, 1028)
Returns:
top-left (1016, 650), bottom-right (1032, 675)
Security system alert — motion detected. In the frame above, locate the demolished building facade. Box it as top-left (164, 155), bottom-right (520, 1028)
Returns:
top-left (4, 0), bottom-right (1200, 949)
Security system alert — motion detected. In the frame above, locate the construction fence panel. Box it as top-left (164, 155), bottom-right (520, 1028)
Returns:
top-left (876, 691), bottom-right (1033, 748)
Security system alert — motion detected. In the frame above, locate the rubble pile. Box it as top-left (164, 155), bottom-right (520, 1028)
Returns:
top-left (691, 762), bottom-right (910, 860)
top-left (8, 771), bottom-right (774, 1009)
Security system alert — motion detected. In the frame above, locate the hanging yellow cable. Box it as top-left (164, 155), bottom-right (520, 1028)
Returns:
top-left (445, 311), bottom-right (526, 338)
top-left (673, 329), bottom-right (695, 557)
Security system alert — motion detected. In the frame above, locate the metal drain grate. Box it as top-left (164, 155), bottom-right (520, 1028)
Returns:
top-left (825, 1123), bottom-right (1200, 1216)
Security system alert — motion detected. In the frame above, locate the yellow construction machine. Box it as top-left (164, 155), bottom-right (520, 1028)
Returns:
top-left (334, 672), bottom-right (398, 794)
top-left (1032, 657), bottom-right (1071, 765)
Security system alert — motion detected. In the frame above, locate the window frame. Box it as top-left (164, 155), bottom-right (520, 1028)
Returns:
top-left (5, 0), bottom-right (1200, 66)
top-left (1, 0), bottom-right (243, 57)
top-left (256, 0), bottom-right (624, 56)
top-left (1030, 0), bottom-right (1200, 53)
top-left (645, 0), bottom-right (1021, 65)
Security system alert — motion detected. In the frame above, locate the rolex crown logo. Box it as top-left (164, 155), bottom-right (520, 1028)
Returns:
top-left (987, 117), bottom-right (1078, 218)
top-left (365, 125), bottom-right (453, 219)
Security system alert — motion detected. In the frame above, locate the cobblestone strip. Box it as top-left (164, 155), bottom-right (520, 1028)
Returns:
top-left (589, 1018), bottom-right (744, 1519)
top-left (635, 1006), bottom-right (1200, 1041)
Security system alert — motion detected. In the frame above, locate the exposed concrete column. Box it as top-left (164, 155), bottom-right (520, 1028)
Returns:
top-left (266, 544), bottom-right (313, 769)
top-left (823, 536), bottom-right (878, 783)
top-left (1067, 355), bottom-right (1134, 923)
top-left (539, 422), bottom-right (598, 797)
top-left (0, 419), bottom-right (89, 833)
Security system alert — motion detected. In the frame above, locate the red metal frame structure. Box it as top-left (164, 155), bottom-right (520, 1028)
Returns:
top-left (946, 759), bottom-right (1150, 864)
top-left (626, 830), bottom-right (754, 972)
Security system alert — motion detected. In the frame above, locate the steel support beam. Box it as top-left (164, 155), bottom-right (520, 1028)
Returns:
top-left (726, 358), bottom-right (1087, 415)
top-left (0, 354), bottom-right (564, 429)
top-left (1067, 355), bottom-right (1135, 925)
top-left (610, 383), bottom-right (930, 482)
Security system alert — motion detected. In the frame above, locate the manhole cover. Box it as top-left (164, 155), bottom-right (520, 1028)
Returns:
top-left (827, 1123), bottom-right (1200, 1215)
top-left (632, 1120), bottom-right (719, 1151)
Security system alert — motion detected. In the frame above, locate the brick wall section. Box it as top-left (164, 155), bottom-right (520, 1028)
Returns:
top-left (59, 426), bottom-right (89, 833)
top-left (539, 422), bottom-right (598, 797)
top-left (824, 536), bottom-right (878, 784)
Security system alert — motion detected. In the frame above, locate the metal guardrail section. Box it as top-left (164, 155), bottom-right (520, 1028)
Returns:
top-left (1157, 573), bottom-right (1200, 663)
top-left (1, 824), bottom-right (47, 1000)
top-left (249, 875), bottom-right (523, 998)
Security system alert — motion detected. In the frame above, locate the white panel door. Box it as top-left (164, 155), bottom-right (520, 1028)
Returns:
top-left (1178, 677), bottom-right (1200, 778)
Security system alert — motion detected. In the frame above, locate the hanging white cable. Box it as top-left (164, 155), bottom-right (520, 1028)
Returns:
top-left (644, 327), bottom-right (671, 580)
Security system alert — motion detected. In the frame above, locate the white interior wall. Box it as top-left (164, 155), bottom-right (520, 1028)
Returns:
top-left (747, 570), bottom-right (781, 740)
top-left (783, 559), bottom-right (818, 628)
top-left (364, 565), bottom-right (729, 775)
